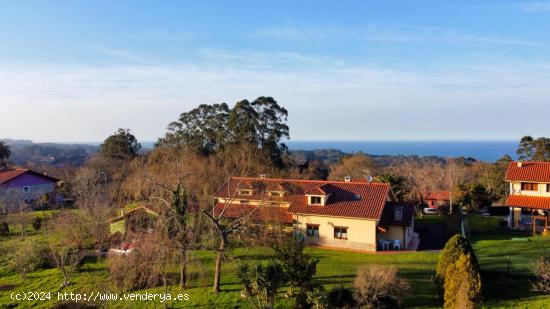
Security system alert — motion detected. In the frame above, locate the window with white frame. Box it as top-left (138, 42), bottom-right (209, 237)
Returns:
top-left (23, 186), bottom-right (30, 193)
top-left (306, 224), bottom-right (319, 237)
top-left (310, 196), bottom-right (322, 205)
top-left (333, 227), bottom-right (348, 239)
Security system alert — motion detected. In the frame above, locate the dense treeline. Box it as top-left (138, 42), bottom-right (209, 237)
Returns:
top-left (0, 139), bottom-right (97, 167)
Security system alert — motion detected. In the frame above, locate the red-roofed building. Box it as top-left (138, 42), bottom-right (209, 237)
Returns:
top-left (0, 168), bottom-right (60, 211)
top-left (214, 176), bottom-right (417, 252)
top-left (425, 191), bottom-right (451, 208)
top-left (505, 162), bottom-right (550, 233)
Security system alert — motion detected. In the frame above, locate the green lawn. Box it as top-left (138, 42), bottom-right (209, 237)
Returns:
top-left (1, 212), bottom-right (549, 308)
top-left (466, 214), bottom-right (506, 234)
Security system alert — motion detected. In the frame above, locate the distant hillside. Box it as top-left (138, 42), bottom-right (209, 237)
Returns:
top-left (1, 139), bottom-right (98, 167)
top-left (289, 148), bottom-right (452, 167)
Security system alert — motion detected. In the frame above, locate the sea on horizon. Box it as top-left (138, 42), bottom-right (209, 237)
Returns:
top-left (285, 141), bottom-right (518, 162)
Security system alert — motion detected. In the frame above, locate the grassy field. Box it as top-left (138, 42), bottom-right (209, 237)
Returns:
top-left (1, 212), bottom-right (549, 308)
top-left (467, 214), bottom-right (506, 234)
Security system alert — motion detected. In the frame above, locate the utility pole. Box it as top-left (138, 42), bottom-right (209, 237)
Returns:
top-left (450, 186), bottom-right (453, 215)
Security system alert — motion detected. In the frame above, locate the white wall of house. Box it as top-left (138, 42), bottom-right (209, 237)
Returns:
top-left (377, 224), bottom-right (414, 248)
top-left (294, 214), bottom-right (378, 251)
top-left (510, 181), bottom-right (550, 197)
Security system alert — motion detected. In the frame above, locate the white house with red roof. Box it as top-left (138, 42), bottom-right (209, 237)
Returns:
top-left (505, 161), bottom-right (550, 233)
top-left (214, 176), bottom-right (417, 252)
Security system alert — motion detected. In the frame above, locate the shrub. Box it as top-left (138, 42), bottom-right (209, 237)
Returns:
top-left (274, 237), bottom-right (319, 295)
top-left (443, 253), bottom-right (481, 309)
top-left (354, 265), bottom-right (410, 308)
top-left (0, 222), bottom-right (9, 236)
top-left (435, 234), bottom-right (478, 300)
top-left (107, 236), bottom-right (163, 291)
top-left (327, 286), bottom-right (355, 308)
top-left (237, 261), bottom-right (284, 309)
top-left (32, 217), bottom-right (42, 231)
top-left (306, 286), bottom-right (329, 309)
top-left (532, 257), bottom-right (550, 293)
top-left (9, 239), bottom-right (49, 277)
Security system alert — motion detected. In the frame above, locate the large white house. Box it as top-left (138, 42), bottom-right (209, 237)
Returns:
top-left (213, 176), bottom-right (417, 252)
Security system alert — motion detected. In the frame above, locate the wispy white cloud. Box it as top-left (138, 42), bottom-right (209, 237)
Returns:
top-left (1, 51), bottom-right (550, 142)
top-left (252, 24), bottom-right (539, 47)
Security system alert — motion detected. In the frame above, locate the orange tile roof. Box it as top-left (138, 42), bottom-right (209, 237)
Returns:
top-left (425, 191), bottom-right (451, 201)
top-left (505, 162), bottom-right (550, 183)
top-left (304, 184), bottom-right (330, 195)
top-left (213, 203), bottom-right (293, 224)
top-left (0, 169), bottom-right (59, 185)
top-left (0, 169), bottom-right (28, 184)
top-left (215, 177), bottom-right (392, 220)
top-left (506, 195), bottom-right (550, 210)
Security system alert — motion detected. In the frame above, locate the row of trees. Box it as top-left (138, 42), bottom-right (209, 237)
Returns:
top-left (320, 153), bottom-right (511, 211)
top-left (156, 97), bottom-right (289, 168)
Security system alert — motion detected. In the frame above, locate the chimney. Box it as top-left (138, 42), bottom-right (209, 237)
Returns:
top-left (259, 173), bottom-right (268, 179)
top-left (344, 176), bottom-right (352, 182)
top-left (517, 162), bottom-right (523, 168)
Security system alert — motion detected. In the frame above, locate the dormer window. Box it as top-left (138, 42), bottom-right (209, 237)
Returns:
top-left (306, 185), bottom-right (330, 206)
top-left (268, 191), bottom-right (285, 198)
top-left (238, 189), bottom-right (253, 196)
top-left (521, 183), bottom-right (538, 191)
top-left (310, 196), bottom-right (323, 205)
top-left (394, 205), bottom-right (404, 221)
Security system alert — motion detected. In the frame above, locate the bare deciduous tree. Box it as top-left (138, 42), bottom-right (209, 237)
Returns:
top-left (48, 212), bottom-right (91, 287)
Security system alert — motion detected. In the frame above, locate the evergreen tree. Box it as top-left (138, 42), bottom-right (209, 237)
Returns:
top-left (157, 97), bottom-right (289, 167)
top-left (517, 136), bottom-right (550, 161)
top-left (100, 128), bottom-right (141, 160)
top-left (274, 237), bottom-right (319, 297)
top-left (444, 253), bottom-right (482, 309)
top-left (0, 141), bottom-right (11, 164)
top-left (435, 234), bottom-right (479, 301)
top-left (375, 172), bottom-right (409, 201)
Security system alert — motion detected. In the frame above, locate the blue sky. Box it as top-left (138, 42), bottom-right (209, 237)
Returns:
top-left (1, 1), bottom-right (550, 142)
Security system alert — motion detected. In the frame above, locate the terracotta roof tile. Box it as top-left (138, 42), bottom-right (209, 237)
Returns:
top-left (0, 169), bottom-right (28, 184)
top-left (505, 162), bottom-right (550, 183)
top-left (425, 191), bottom-right (451, 201)
top-left (216, 177), bottom-right (391, 220)
top-left (213, 203), bottom-right (293, 224)
top-left (506, 195), bottom-right (550, 210)
top-left (305, 185), bottom-right (329, 195)
top-left (0, 169), bottom-right (60, 185)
